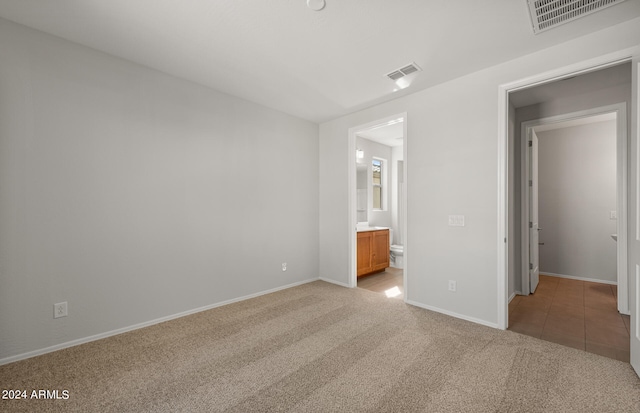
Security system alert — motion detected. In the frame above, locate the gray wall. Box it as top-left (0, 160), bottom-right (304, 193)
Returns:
top-left (0, 18), bottom-right (319, 361)
top-left (537, 121), bottom-right (617, 282)
top-left (391, 146), bottom-right (404, 245)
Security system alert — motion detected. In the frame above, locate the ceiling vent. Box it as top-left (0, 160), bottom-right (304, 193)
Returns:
top-left (386, 63), bottom-right (421, 82)
top-left (527, 0), bottom-right (627, 34)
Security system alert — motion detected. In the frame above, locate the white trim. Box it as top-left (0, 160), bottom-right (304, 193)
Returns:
top-left (520, 102), bottom-right (628, 313)
top-left (541, 272), bottom-right (619, 286)
top-left (319, 277), bottom-right (351, 288)
top-left (636, 265), bottom-right (640, 341)
top-left (406, 300), bottom-right (499, 329)
top-left (402, 115), bottom-right (408, 302)
top-left (508, 291), bottom-right (518, 303)
top-left (502, 55), bottom-right (633, 94)
top-left (348, 113), bottom-right (408, 295)
top-left (633, 61), bottom-right (640, 371)
top-left (498, 47), bottom-right (640, 333)
top-left (617, 102), bottom-right (629, 313)
top-left (521, 125), bottom-right (532, 296)
top-left (348, 126), bottom-right (357, 288)
top-left (0, 277), bottom-right (319, 366)
top-left (636, 59), bottom-right (640, 243)
top-left (497, 84), bottom-right (509, 329)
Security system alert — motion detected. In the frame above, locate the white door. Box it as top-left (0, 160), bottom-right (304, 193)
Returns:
top-left (631, 59), bottom-right (640, 376)
top-left (632, 255), bottom-right (640, 374)
top-left (529, 129), bottom-right (540, 294)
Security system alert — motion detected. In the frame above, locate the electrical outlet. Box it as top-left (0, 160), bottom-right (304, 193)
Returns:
top-left (448, 215), bottom-right (465, 227)
top-left (54, 302), bottom-right (68, 319)
top-left (282, 262), bottom-right (287, 272)
top-left (610, 210), bottom-right (617, 220)
top-left (448, 280), bottom-right (457, 292)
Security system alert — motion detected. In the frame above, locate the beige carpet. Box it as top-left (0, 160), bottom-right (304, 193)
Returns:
top-left (1, 281), bottom-right (639, 412)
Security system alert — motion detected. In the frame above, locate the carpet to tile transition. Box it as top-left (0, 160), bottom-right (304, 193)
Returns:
top-left (1, 280), bottom-right (639, 412)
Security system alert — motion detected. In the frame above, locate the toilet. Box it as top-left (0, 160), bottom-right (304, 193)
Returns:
top-left (388, 229), bottom-right (404, 269)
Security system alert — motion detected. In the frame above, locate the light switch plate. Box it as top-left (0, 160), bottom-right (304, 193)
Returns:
top-left (448, 280), bottom-right (457, 292)
top-left (610, 210), bottom-right (617, 220)
top-left (448, 215), bottom-right (465, 227)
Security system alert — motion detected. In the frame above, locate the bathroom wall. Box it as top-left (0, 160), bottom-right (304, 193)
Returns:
top-left (391, 146), bottom-right (404, 245)
top-left (356, 165), bottom-right (368, 223)
top-left (537, 120), bottom-right (617, 283)
top-left (0, 18), bottom-right (319, 362)
top-left (356, 137), bottom-right (392, 228)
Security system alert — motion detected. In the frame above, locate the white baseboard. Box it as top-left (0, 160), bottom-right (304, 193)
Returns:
top-left (405, 299), bottom-right (499, 329)
top-left (319, 277), bottom-right (352, 288)
top-left (509, 291), bottom-right (520, 303)
top-left (0, 277), bottom-right (319, 366)
top-left (541, 272), bottom-right (617, 285)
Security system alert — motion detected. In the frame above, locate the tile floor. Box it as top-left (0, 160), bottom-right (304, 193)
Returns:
top-left (509, 274), bottom-right (630, 362)
top-left (357, 267), bottom-right (404, 298)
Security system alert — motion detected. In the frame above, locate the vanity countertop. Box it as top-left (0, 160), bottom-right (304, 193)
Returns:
top-left (356, 226), bottom-right (389, 232)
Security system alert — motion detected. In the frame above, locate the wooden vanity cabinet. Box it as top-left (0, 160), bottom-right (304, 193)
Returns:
top-left (357, 229), bottom-right (389, 277)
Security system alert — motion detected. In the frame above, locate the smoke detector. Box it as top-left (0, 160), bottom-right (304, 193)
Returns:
top-left (527, 0), bottom-right (627, 34)
top-left (307, 0), bottom-right (326, 11)
top-left (386, 63), bottom-right (422, 90)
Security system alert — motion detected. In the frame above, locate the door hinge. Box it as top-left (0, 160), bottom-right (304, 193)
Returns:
top-left (528, 140), bottom-right (533, 147)
top-left (529, 263), bottom-right (533, 270)
top-left (529, 180), bottom-right (533, 187)
top-left (529, 222), bottom-right (533, 228)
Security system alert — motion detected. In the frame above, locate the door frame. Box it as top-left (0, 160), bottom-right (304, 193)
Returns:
top-left (525, 127), bottom-right (541, 295)
top-left (348, 113), bottom-right (408, 299)
top-left (520, 103), bottom-right (628, 315)
top-left (497, 51), bottom-right (638, 331)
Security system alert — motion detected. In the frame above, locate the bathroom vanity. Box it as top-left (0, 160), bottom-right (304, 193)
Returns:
top-left (357, 228), bottom-right (389, 277)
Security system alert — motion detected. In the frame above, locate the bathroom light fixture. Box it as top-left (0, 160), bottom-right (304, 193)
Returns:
top-left (356, 149), bottom-right (364, 159)
top-left (307, 0), bottom-right (326, 11)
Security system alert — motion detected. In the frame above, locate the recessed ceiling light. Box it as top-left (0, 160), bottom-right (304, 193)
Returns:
top-left (307, 0), bottom-right (326, 11)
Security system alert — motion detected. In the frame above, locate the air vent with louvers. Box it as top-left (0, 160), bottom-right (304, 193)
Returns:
top-left (527, 0), bottom-right (627, 34)
top-left (386, 63), bottom-right (421, 82)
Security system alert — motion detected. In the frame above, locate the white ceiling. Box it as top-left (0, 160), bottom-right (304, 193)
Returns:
top-left (357, 120), bottom-right (404, 148)
top-left (1, 1), bottom-right (639, 123)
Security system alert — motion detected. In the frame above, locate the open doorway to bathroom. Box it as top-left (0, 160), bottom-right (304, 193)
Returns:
top-left (348, 114), bottom-right (406, 299)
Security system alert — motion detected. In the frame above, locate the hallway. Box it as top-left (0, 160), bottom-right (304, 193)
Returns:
top-left (509, 275), bottom-right (630, 362)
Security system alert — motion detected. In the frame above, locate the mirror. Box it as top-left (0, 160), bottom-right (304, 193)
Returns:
top-left (356, 163), bottom-right (367, 223)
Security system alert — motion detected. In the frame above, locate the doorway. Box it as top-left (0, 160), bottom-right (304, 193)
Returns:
top-left (348, 114), bottom-right (407, 299)
top-left (521, 106), bottom-right (627, 311)
top-left (499, 59), bottom-right (634, 360)
top-left (512, 107), bottom-right (629, 360)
